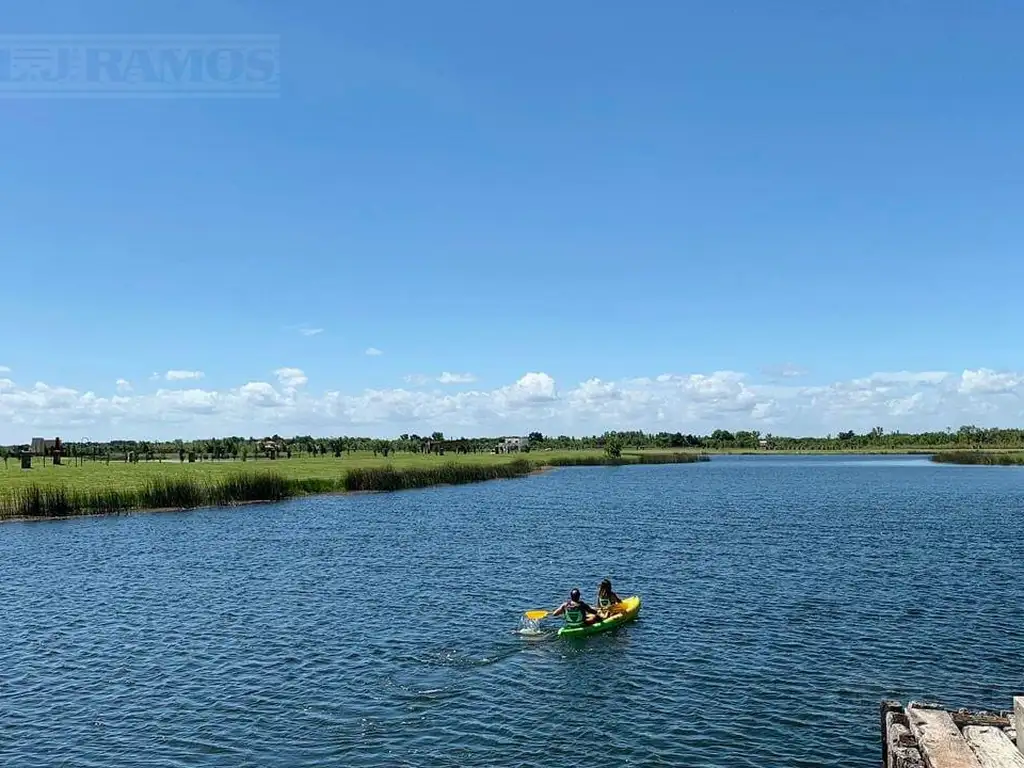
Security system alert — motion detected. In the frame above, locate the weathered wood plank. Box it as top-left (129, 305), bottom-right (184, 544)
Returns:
top-left (908, 706), bottom-right (984, 768)
top-left (952, 711), bottom-right (1014, 729)
top-left (1015, 698), bottom-right (1024, 754)
top-left (963, 726), bottom-right (1024, 768)
top-left (884, 700), bottom-right (908, 768)
top-left (889, 720), bottom-right (925, 768)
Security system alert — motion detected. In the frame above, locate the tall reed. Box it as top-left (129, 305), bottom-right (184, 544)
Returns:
top-left (0, 471), bottom-right (316, 520)
top-left (540, 455), bottom-right (632, 467)
top-left (541, 452), bottom-right (709, 467)
top-left (636, 452), bottom-right (711, 464)
top-left (931, 451), bottom-right (1024, 466)
top-left (343, 459), bottom-right (534, 492)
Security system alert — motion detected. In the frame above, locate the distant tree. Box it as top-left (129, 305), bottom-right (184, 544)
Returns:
top-left (26, 425), bottom-right (1024, 471)
top-left (733, 431), bottom-right (759, 449)
top-left (604, 434), bottom-right (623, 458)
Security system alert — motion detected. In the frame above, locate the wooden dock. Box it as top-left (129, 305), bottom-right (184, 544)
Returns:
top-left (881, 699), bottom-right (1024, 767)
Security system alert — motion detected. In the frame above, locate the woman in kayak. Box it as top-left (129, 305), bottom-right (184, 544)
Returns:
top-left (551, 588), bottom-right (601, 627)
top-left (596, 578), bottom-right (623, 617)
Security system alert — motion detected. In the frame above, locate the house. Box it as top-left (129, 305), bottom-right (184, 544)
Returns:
top-left (257, 437), bottom-right (285, 458)
top-left (30, 437), bottom-right (59, 456)
top-left (496, 436), bottom-right (529, 454)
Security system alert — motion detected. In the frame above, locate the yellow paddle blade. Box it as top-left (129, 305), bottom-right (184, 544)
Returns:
top-left (524, 610), bottom-right (549, 620)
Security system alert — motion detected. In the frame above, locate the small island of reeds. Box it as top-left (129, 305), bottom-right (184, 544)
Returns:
top-left (930, 451), bottom-right (1024, 466)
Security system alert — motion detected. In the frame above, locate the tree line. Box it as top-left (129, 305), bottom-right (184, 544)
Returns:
top-left (4, 424), bottom-right (1024, 463)
top-left (582, 425), bottom-right (1024, 451)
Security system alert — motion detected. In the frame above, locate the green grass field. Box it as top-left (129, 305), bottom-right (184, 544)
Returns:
top-left (5, 445), bottom-right (1020, 499)
top-left (6, 445), bottom-right (1018, 520)
top-left (0, 450), bottom-right (560, 496)
top-left (1, 448), bottom-right (709, 496)
top-left (0, 449), bottom-right (711, 520)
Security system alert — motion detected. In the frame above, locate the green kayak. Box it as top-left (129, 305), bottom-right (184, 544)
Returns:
top-left (557, 595), bottom-right (641, 637)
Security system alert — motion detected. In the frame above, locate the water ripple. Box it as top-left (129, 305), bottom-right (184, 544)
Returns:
top-left (2, 456), bottom-right (1024, 766)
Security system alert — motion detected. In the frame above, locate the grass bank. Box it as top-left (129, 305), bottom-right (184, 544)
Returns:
top-left (3, 472), bottom-right (314, 519)
top-left (343, 459), bottom-right (536, 492)
top-left (701, 447), bottom-right (1022, 455)
top-left (0, 451), bottom-right (709, 521)
top-left (930, 451), bottom-right (1024, 466)
top-left (542, 452), bottom-right (710, 466)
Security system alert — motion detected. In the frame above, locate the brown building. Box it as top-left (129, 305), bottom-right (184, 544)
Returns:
top-left (30, 437), bottom-right (59, 456)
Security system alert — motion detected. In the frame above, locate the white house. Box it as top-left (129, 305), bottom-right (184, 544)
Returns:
top-left (497, 436), bottom-right (529, 453)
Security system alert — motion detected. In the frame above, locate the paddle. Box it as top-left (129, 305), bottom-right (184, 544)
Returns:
top-left (523, 603), bottom-right (614, 621)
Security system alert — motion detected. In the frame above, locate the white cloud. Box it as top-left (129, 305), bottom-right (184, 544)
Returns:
top-left (274, 367), bottom-right (308, 390)
top-left (165, 370), bottom-right (205, 381)
top-left (0, 366), bottom-right (10, 374)
top-left (762, 363), bottom-right (808, 379)
top-left (365, 348), bottom-right (383, 356)
top-left (958, 368), bottom-right (1024, 395)
top-left (438, 372), bottom-right (476, 384)
top-left (151, 387), bottom-right (220, 414)
top-left (115, 379), bottom-right (132, 394)
top-left (239, 381), bottom-right (282, 408)
top-left (497, 372), bottom-right (558, 406)
top-left (406, 372), bottom-right (477, 385)
top-left (299, 328), bottom-right (324, 337)
top-left (1, 366), bottom-right (1023, 442)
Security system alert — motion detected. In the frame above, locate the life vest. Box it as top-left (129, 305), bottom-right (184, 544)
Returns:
top-left (563, 603), bottom-right (584, 627)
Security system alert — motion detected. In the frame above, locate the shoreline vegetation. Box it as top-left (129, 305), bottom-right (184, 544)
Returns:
top-left (5, 421), bottom-right (1024, 521)
top-left (4, 446), bottom-right (1024, 522)
top-left (0, 451), bottom-right (710, 522)
top-left (8, 425), bottom-right (1024, 467)
top-left (929, 451), bottom-right (1024, 466)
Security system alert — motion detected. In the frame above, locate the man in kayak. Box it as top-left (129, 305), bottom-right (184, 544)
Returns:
top-left (551, 588), bottom-right (601, 627)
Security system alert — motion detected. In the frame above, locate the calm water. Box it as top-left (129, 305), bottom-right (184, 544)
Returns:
top-left (2, 455), bottom-right (1023, 767)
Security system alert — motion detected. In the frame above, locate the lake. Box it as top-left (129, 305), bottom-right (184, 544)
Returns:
top-left (2, 455), bottom-right (1023, 767)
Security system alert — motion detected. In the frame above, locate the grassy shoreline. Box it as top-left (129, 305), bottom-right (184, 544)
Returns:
top-left (929, 451), bottom-right (1024, 466)
top-left (703, 447), bottom-right (1024, 455)
top-left (7, 445), bottom-right (1023, 522)
top-left (0, 451), bottom-right (709, 522)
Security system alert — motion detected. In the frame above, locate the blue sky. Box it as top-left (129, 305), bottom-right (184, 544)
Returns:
top-left (1, 1), bottom-right (1023, 439)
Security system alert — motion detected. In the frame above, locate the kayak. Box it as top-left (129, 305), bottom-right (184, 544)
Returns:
top-left (557, 595), bottom-right (641, 638)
